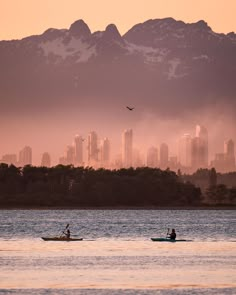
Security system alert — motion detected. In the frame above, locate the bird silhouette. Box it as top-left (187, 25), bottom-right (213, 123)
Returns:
top-left (126, 106), bottom-right (134, 111)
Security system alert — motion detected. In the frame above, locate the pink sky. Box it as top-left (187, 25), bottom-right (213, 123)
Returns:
top-left (0, 0), bottom-right (236, 40)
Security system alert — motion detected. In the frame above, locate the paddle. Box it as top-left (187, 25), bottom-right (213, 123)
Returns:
top-left (60, 223), bottom-right (70, 237)
top-left (166, 228), bottom-right (170, 238)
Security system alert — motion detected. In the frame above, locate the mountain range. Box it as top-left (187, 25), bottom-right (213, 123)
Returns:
top-left (1, 18), bottom-right (236, 117)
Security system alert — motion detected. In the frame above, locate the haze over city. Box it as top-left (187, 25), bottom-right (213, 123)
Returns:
top-left (1, 0), bottom-right (236, 170)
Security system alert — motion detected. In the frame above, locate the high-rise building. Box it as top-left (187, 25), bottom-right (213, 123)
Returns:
top-left (147, 147), bottom-right (158, 168)
top-left (19, 146), bottom-right (32, 166)
top-left (66, 145), bottom-right (75, 165)
top-left (122, 129), bottom-right (133, 168)
top-left (1, 154), bottom-right (17, 166)
top-left (196, 125), bottom-right (208, 168)
top-left (41, 152), bottom-right (51, 167)
top-left (191, 137), bottom-right (200, 169)
top-left (100, 138), bottom-right (110, 168)
top-left (88, 131), bottom-right (99, 166)
top-left (224, 139), bottom-right (235, 171)
top-left (178, 134), bottom-right (192, 168)
top-left (211, 139), bottom-right (235, 172)
top-left (160, 143), bottom-right (169, 169)
top-left (191, 125), bottom-right (208, 170)
top-left (224, 139), bottom-right (235, 157)
top-left (74, 135), bottom-right (84, 166)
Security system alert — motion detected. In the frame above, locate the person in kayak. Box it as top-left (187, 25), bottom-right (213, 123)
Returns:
top-left (168, 229), bottom-right (176, 240)
top-left (65, 228), bottom-right (70, 239)
top-left (62, 224), bottom-right (71, 239)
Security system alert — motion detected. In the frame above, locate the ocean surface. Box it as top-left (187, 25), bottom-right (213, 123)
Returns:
top-left (0, 209), bottom-right (235, 295)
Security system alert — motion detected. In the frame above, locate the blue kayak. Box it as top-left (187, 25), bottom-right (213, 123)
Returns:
top-left (151, 238), bottom-right (190, 242)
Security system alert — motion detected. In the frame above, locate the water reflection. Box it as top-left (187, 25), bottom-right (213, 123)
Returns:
top-left (0, 210), bottom-right (235, 293)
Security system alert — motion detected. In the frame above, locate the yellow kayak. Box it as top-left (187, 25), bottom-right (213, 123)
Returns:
top-left (42, 237), bottom-right (83, 241)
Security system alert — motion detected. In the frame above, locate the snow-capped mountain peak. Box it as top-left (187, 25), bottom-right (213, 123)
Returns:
top-left (0, 17), bottom-right (235, 112)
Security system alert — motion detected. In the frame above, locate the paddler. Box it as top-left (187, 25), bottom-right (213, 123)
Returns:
top-left (168, 229), bottom-right (176, 240)
top-left (62, 224), bottom-right (71, 239)
top-left (65, 228), bottom-right (70, 239)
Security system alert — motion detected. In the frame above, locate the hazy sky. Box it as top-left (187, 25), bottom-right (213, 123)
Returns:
top-left (1, 0), bottom-right (236, 40)
top-left (1, 0), bottom-right (235, 166)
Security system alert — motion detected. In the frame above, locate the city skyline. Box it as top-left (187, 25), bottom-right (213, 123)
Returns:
top-left (1, 125), bottom-right (235, 173)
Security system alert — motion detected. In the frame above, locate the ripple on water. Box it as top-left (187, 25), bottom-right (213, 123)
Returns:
top-left (0, 288), bottom-right (236, 295)
top-left (0, 210), bottom-right (235, 292)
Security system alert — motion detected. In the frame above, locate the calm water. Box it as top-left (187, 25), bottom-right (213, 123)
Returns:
top-left (0, 210), bottom-right (235, 295)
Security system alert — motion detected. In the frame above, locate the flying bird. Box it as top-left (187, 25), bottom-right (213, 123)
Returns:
top-left (126, 106), bottom-right (134, 111)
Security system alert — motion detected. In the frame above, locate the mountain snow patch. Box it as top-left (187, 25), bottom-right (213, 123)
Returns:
top-left (39, 37), bottom-right (96, 63)
top-left (168, 58), bottom-right (181, 79)
top-left (126, 42), bottom-right (168, 63)
top-left (193, 55), bottom-right (209, 60)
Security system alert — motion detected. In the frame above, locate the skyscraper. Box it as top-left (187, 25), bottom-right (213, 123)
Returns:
top-left (1, 154), bottom-right (17, 166)
top-left (41, 152), bottom-right (51, 167)
top-left (19, 146), bottom-right (32, 166)
top-left (100, 138), bottom-right (110, 168)
top-left (160, 143), bottom-right (169, 169)
top-left (122, 129), bottom-right (133, 168)
top-left (147, 147), bottom-right (158, 168)
top-left (66, 145), bottom-right (75, 165)
top-left (88, 131), bottom-right (99, 166)
top-left (192, 125), bottom-right (208, 169)
top-left (224, 139), bottom-right (235, 171)
top-left (224, 139), bottom-right (235, 157)
top-left (191, 137), bottom-right (200, 169)
top-left (74, 135), bottom-right (83, 166)
top-left (178, 134), bottom-right (192, 168)
top-left (196, 125), bottom-right (208, 167)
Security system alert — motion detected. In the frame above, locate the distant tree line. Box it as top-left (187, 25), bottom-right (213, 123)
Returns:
top-left (0, 164), bottom-right (204, 208)
top-left (182, 168), bottom-right (236, 205)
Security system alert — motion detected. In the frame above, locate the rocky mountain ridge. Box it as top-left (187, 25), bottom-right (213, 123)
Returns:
top-left (0, 18), bottom-right (235, 116)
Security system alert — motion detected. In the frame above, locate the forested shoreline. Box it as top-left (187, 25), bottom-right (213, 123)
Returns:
top-left (0, 164), bottom-right (235, 208)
